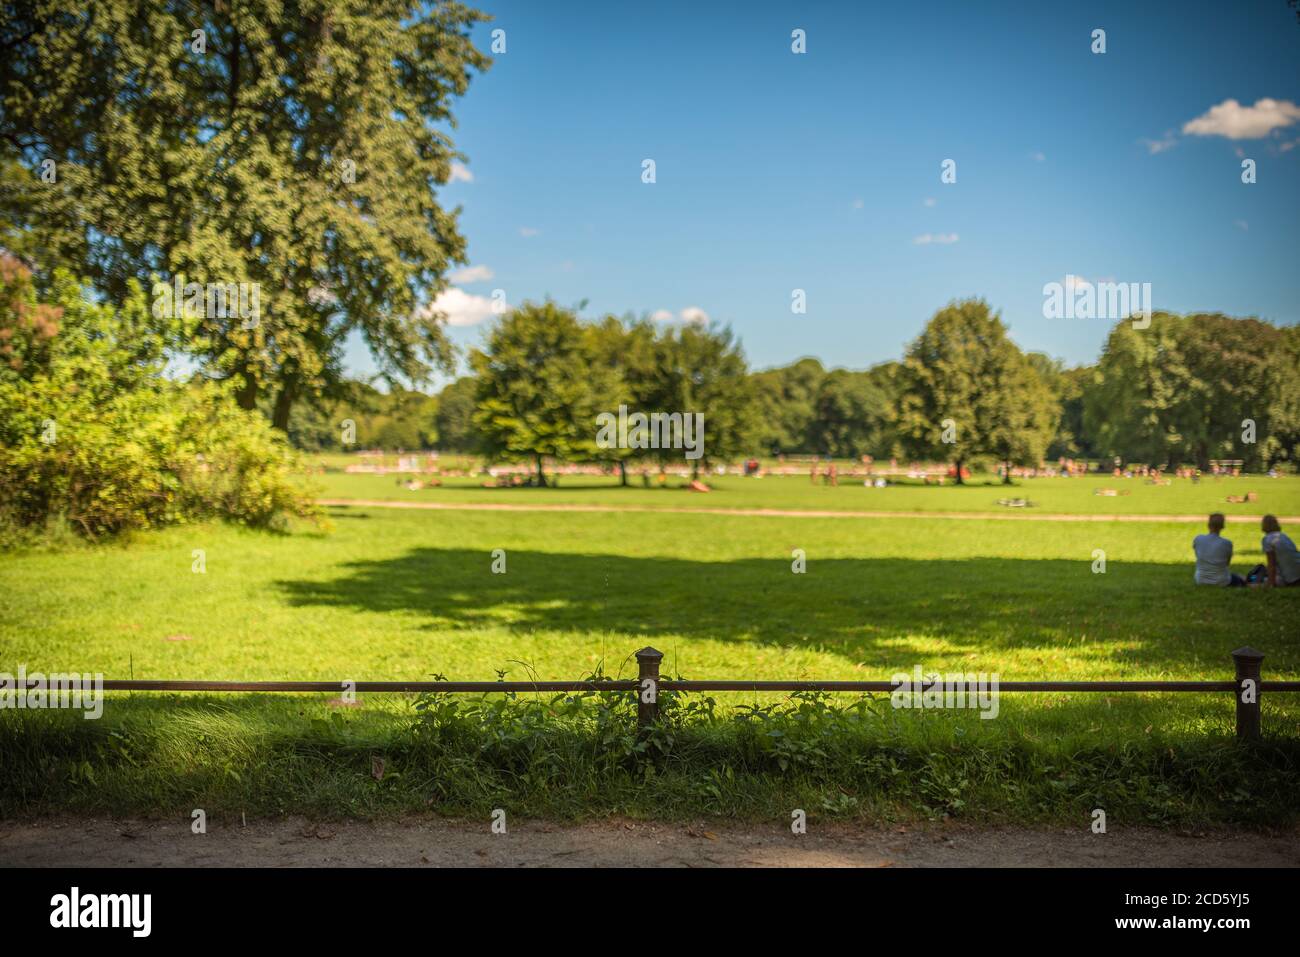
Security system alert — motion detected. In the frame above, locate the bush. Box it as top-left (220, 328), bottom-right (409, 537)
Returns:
top-left (0, 260), bottom-right (321, 540)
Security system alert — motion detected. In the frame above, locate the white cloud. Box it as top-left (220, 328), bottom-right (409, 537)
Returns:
top-left (1182, 98), bottom-right (1300, 140)
top-left (1143, 131), bottom-right (1178, 154)
top-left (1058, 274), bottom-right (1128, 295)
top-left (652, 306), bottom-right (710, 324)
top-left (923, 197), bottom-right (937, 207)
top-left (518, 226), bottom-right (540, 238)
top-left (447, 264), bottom-right (493, 284)
top-left (1280, 140), bottom-right (1297, 153)
top-left (449, 161), bottom-right (474, 183)
top-left (422, 287), bottom-right (497, 327)
top-left (913, 232), bottom-right (958, 245)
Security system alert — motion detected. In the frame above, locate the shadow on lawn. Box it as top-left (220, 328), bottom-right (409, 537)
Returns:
top-left (275, 548), bottom-right (1299, 674)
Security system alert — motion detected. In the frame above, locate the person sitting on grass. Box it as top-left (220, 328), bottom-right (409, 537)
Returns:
top-left (1193, 513), bottom-right (1245, 587)
top-left (1257, 515), bottom-right (1300, 588)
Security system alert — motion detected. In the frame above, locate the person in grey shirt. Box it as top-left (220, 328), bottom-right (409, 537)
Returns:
top-left (1259, 515), bottom-right (1300, 587)
top-left (1193, 513), bottom-right (1245, 587)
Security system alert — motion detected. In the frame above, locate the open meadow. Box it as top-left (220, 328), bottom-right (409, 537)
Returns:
top-left (311, 461), bottom-right (1300, 518)
top-left (3, 473), bottom-right (1298, 826)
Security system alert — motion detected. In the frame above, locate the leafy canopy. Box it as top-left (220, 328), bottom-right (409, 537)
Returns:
top-left (0, 0), bottom-right (490, 426)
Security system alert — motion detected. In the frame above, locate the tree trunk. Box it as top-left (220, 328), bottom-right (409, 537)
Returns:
top-left (618, 460), bottom-right (628, 486)
top-left (270, 368), bottom-right (303, 432)
top-left (271, 386), bottom-right (295, 432)
top-left (234, 373), bottom-right (258, 412)
top-left (954, 458), bottom-right (965, 486)
top-left (535, 453), bottom-right (547, 487)
top-left (1002, 460), bottom-right (1013, 485)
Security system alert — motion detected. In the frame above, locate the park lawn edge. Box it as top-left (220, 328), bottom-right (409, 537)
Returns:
top-left (2, 693), bottom-right (1297, 829)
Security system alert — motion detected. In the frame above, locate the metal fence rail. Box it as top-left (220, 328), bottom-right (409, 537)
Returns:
top-left (17, 645), bottom-right (1295, 740)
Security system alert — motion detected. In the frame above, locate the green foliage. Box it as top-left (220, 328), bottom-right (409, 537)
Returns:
top-left (751, 358), bottom-right (902, 459)
top-left (336, 384), bottom-right (438, 451)
top-left (752, 357), bottom-right (826, 454)
top-left (1025, 355), bottom-right (1096, 461)
top-left (586, 314), bottom-right (658, 480)
top-left (274, 381), bottom-right (439, 451)
top-left (1085, 312), bottom-right (1298, 469)
top-left (807, 368), bottom-right (894, 459)
top-left (0, 262), bottom-right (320, 540)
top-left (1274, 325), bottom-right (1300, 468)
top-left (276, 396), bottom-right (347, 453)
top-left (647, 320), bottom-right (759, 475)
top-left (470, 302), bottom-right (617, 483)
top-left (5, 687), bottom-right (1299, 827)
top-left (897, 299), bottom-right (1058, 481)
top-left (0, 0), bottom-right (490, 427)
top-left (434, 376), bottom-right (480, 453)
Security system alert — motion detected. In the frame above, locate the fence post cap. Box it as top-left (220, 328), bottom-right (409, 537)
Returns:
top-left (635, 646), bottom-right (664, 662)
top-left (1231, 646), bottom-right (1266, 663)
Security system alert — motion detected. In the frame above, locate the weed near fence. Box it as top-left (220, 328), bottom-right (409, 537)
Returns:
top-left (3, 650), bottom-right (1298, 826)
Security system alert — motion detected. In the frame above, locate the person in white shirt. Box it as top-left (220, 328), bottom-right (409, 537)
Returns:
top-left (1259, 515), bottom-right (1300, 588)
top-left (1192, 513), bottom-right (1244, 587)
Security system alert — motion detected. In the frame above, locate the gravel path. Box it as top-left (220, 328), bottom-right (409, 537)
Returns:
top-left (4, 817), bottom-right (1297, 868)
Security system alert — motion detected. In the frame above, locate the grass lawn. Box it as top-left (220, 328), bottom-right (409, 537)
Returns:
top-left (311, 467), bottom-right (1300, 518)
top-left (5, 504), bottom-right (1300, 682)
top-left (3, 485), bottom-right (1299, 825)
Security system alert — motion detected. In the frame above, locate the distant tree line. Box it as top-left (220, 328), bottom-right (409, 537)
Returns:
top-left (288, 298), bottom-right (1300, 479)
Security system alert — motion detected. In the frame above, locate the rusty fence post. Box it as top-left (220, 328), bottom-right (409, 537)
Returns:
top-left (636, 646), bottom-right (663, 731)
top-left (1231, 646), bottom-right (1264, 741)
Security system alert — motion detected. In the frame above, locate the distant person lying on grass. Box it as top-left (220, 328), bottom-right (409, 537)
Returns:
top-left (1255, 515), bottom-right (1300, 588)
top-left (1193, 513), bottom-right (1245, 587)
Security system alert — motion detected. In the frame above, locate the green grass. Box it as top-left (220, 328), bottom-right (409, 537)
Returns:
top-left (5, 690), bottom-right (1297, 826)
top-left (4, 506), bottom-right (1299, 682)
top-left (313, 468), bottom-right (1300, 518)
top-left (3, 484), bottom-right (1299, 825)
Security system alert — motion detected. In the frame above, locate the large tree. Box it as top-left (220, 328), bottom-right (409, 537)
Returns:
top-left (647, 321), bottom-right (757, 478)
top-left (0, 0), bottom-right (489, 428)
top-left (470, 302), bottom-right (615, 486)
top-left (1178, 313), bottom-right (1292, 470)
top-left (1274, 324), bottom-right (1300, 469)
top-left (587, 314), bottom-right (658, 484)
top-left (897, 299), bottom-right (1057, 484)
top-left (1085, 312), bottom-right (1294, 469)
top-left (1082, 313), bottom-right (1189, 467)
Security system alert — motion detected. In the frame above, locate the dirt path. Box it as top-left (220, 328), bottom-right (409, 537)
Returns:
top-left (319, 499), bottom-right (1296, 524)
top-left (4, 817), bottom-right (1297, 868)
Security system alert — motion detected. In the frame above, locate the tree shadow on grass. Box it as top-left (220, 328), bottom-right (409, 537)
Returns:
top-left (275, 548), bottom-right (1300, 675)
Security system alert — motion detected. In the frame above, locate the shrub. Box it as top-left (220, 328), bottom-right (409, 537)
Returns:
top-left (0, 260), bottom-right (320, 539)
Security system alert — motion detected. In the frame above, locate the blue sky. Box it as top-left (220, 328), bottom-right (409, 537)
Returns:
top-left (348, 0), bottom-right (1300, 382)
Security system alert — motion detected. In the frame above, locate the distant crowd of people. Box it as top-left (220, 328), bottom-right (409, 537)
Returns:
top-left (1193, 514), bottom-right (1300, 588)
